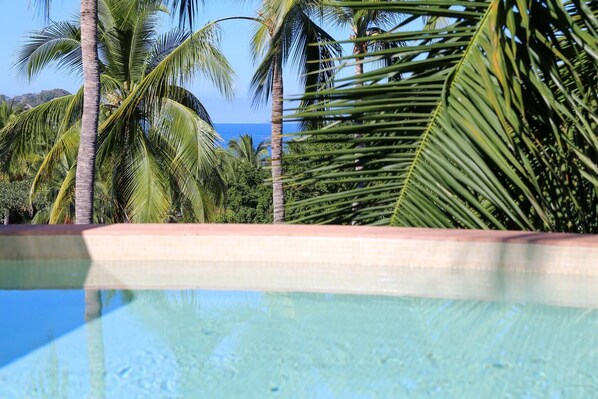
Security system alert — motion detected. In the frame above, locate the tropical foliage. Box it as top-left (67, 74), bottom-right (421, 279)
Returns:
top-left (215, 161), bottom-right (273, 223)
top-left (2, 0), bottom-right (596, 232)
top-left (0, 0), bottom-right (234, 223)
top-left (250, 0), bottom-right (343, 223)
top-left (0, 179), bottom-right (31, 224)
top-left (227, 134), bottom-right (269, 169)
top-left (0, 100), bottom-right (37, 224)
top-left (285, 134), bottom-right (352, 222)
top-left (215, 134), bottom-right (273, 224)
top-left (288, 0), bottom-right (598, 233)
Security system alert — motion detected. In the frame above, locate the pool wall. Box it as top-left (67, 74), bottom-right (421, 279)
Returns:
top-left (1, 224), bottom-right (596, 272)
top-left (1, 225), bottom-right (597, 307)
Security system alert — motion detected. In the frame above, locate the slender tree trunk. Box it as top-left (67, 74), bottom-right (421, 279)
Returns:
top-left (354, 42), bottom-right (365, 78)
top-left (352, 41), bottom-right (366, 221)
top-left (75, 0), bottom-right (100, 224)
top-left (85, 289), bottom-right (106, 399)
top-left (271, 56), bottom-right (285, 224)
top-left (3, 209), bottom-right (9, 225)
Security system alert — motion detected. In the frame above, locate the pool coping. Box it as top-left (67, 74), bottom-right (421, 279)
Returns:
top-left (0, 224), bottom-right (596, 246)
top-left (1, 224), bottom-right (597, 307)
top-left (1, 225), bottom-right (597, 275)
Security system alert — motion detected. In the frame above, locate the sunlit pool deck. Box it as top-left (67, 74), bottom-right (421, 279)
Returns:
top-left (1, 225), bottom-right (597, 308)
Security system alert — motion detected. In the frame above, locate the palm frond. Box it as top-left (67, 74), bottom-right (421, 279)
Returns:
top-left (99, 22), bottom-right (234, 135)
top-left (0, 94), bottom-right (79, 171)
top-left (228, 134), bottom-right (270, 165)
top-left (146, 29), bottom-right (190, 74)
top-left (289, 0), bottom-right (598, 232)
top-left (166, 85), bottom-right (214, 126)
top-left (118, 129), bottom-right (171, 222)
top-left (250, 0), bottom-right (342, 107)
top-left (15, 21), bottom-right (82, 80)
top-left (153, 98), bottom-right (220, 175)
top-left (31, 122), bottom-right (81, 199)
top-left (151, 98), bottom-right (225, 217)
top-left (166, 0), bottom-right (204, 28)
top-left (48, 162), bottom-right (76, 224)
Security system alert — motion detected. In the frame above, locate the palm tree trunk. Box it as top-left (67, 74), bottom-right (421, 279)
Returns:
top-left (271, 56), bottom-right (285, 224)
top-left (352, 41), bottom-right (366, 221)
top-left (75, 0), bottom-right (100, 224)
top-left (354, 42), bottom-right (365, 79)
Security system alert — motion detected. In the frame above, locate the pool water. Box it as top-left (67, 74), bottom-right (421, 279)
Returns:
top-left (1, 288), bottom-right (597, 398)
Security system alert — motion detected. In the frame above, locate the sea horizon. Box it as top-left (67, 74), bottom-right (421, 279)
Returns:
top-left (213, 122), bottom-right (302, 147)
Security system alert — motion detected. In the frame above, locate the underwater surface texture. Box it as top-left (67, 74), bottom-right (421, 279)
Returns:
top-left (1, 288), bottom-right (597, 398)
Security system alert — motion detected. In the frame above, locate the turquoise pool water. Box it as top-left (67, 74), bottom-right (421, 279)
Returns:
top-left (1, 288), bottom-right (597, 398)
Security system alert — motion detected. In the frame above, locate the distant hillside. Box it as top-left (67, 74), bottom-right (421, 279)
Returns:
top-left (0, 89), bottom-right (70, 108)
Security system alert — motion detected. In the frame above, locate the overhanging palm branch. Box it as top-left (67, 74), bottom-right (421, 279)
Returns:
top-left (289, 0), bottom-right (597, 232)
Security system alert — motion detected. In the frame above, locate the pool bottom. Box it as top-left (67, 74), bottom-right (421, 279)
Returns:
top-left (1, 289), bottom-right (597, 398)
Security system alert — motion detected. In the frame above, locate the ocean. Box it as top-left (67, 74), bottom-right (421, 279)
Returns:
top-left (213, 123), bottom-right (302, 147)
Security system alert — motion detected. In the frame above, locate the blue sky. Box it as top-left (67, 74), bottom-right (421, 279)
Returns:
top-left (0, 1), bottom-right (322, 123)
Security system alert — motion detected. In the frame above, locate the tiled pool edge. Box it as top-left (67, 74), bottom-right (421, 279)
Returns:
top-left (1, 224), bottom-right (596, 275)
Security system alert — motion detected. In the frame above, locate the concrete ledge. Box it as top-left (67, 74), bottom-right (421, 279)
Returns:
top-left (1, 224), bottom-right (597, 275)
top-left (1, 225), bottom-right (597, 308)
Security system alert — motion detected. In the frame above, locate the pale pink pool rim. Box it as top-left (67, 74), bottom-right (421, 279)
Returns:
top-left (1, 223), bottom-right (596, 246)
top-left (1, 224), bottom-right (596, 273)
top-left (2, 224), bottom-right (597, 307)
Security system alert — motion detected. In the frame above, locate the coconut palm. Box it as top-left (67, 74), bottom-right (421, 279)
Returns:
top-left (250, 0), bottom-right (342, 224)
top-left (228, 134), bottom-right (269, 167)
top-left (289, 0), bottom-right (598, 232)
top-left (1, 0), bottom-right (234, 223)
top-left (218, 133), bottom-right (269, 186)
top-left (29, 0), bottom-right (208, 224)
top-left (213, 134), bottom-right (268, 187)
top-left (28, 0), bottom-right (101, 224)
top-left (330, 2), bottom-right (402, 81)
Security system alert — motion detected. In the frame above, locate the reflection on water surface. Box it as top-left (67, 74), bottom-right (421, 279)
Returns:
top-left (1, 287), bottom-right (597, 398)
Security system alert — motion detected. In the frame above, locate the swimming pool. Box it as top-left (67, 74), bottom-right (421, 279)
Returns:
top-left (1, 260), bottom-right (598, 398)
top-left (1, 225), bottom-right (597, 397)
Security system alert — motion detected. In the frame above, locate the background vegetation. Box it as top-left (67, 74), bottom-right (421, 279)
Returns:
top-left (0, 0), bottom-right (596, 232)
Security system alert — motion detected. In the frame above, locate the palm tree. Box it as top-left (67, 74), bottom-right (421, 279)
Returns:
top-left (29, 0), bottom-right (207, 224)
top-left (2, 0), bottom-right (234, 223)
top-left (289, 0), bottom-right (598, 232)
top-left (331, 3), bottom-right (402, 81)
top-left (28, 0), bottom-right (100, 224)
top-left (73, 0), bottom-right (100, 225)
top-left (228, 134), bottom-right (269, 167)
top-left (218, 133), bottom-right (269, 184)
top-left (250, 0), bottom-right (342, 224)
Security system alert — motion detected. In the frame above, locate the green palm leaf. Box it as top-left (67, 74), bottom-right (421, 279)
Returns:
top-left (0, 94), bottom-right (78, 170)
top-left (3, 0), bottom-right (230, 223)
top-left (15, 21), bottom-right (82, 80)
top-left (118, 129), bottom-right (171, 223)
top-left (48, 162), bottom-right (76, 224)
top-left (100, 21), bottom-right (234, 135)
top-left (31, 122), bottom-right (81, 198)
top-left (228, 134), bottom-right (270, 166)
top-left (290, 0), bottom-right (597, 232)
top-left (250, 0), bottom-right (342, 107)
